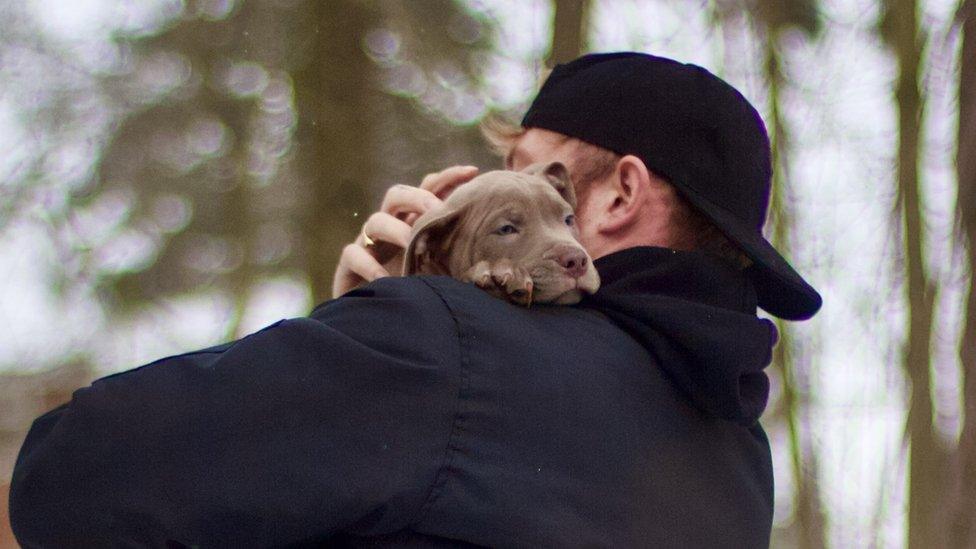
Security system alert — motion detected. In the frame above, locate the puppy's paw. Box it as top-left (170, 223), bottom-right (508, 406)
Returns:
top-left (462, 259), bottom-right (534, 305)
top-left (462, 260), bottom-right (494, 289)
top-left (490, 259), bottom-right (533, 306)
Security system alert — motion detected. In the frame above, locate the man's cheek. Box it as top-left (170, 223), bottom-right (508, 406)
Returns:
top-left (572, 212), bottom-right (598, 253)
top-left (573, 197), bottom-right (597, 236)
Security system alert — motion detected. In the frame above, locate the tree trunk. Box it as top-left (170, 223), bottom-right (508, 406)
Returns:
top-left (881, 0), bottom-right (946, 546)
top-left (950, 2), bottom-right (976, 546)
top-left (291, 1), bottom-right (379, 305)
top-left (546, 0), bottom-right (589, 68)
top-left (764, 40), bottom-right (828, 549)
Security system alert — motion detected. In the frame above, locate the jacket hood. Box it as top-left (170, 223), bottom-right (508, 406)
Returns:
top-left (581, 247), bottom-right (777, 426)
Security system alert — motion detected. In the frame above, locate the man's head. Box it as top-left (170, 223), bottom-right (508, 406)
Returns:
top-left (483, 51), bottom-right (822, 320)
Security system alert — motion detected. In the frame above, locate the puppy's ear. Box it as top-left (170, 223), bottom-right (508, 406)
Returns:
top-left (522, 161), bottom-right (576, 209)
top-left (403, 205), bottom-right (464, 276)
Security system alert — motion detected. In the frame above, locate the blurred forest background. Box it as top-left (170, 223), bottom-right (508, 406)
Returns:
top-left (0, 0), bottom-right (973, 547)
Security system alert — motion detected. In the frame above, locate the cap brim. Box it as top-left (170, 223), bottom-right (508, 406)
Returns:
top-left (675, 182), bottom-right (823, 321)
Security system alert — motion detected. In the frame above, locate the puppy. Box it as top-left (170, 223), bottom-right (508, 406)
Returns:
top-left (403, 162), bottom-right (600, 305)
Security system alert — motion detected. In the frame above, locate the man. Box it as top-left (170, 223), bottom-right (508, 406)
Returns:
top-left (9, 52), bottom-right (820, 547)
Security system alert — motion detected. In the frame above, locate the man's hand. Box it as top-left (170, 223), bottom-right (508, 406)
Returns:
top-left (332, 165), bottom-right (480, 297)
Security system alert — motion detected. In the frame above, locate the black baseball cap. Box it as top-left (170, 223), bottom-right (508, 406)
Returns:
top-left (521, 52), bottom-right (822, 320)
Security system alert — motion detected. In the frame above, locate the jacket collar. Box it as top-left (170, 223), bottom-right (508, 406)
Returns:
top-left (582, 246), bottom-right (776, 426)
top-left (592, 246), bottom-right (759, 315)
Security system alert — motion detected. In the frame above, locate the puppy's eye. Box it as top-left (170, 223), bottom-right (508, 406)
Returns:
top-left (495, 224), bottom-right (519, 235)
top-left (564, 215), bottom-right (575, 226)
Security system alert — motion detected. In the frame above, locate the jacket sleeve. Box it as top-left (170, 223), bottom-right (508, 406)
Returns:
top-left (8, 277), bottom-right (462, 548)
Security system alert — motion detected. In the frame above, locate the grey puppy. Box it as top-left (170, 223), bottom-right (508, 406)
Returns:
top-left (403, 161), bottom-right (600, 305)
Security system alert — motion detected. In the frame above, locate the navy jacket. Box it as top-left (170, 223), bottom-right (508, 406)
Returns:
top-left (9, 247), bottom-right (777, 548)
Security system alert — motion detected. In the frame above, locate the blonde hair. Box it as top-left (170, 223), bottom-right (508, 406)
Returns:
top-left (480, 115), bottom-right (526, 157)
top-left (479, 116), bottom-right (751, 269)
top-left (480, 115), bottom-right (619, 201)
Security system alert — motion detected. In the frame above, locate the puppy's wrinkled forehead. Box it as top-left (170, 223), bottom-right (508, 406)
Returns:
top-left (449, 170), bottom-right (570, 217)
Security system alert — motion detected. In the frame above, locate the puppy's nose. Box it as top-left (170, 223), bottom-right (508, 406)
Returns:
top-left (554, 246), bottom-right (588, 278)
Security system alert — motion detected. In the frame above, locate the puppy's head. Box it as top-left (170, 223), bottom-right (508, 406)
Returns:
top-left (404, 161), bottom-right (600, 304)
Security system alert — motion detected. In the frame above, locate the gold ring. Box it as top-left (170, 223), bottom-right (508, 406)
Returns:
top-left (362, 231), bottom-right (376, 247)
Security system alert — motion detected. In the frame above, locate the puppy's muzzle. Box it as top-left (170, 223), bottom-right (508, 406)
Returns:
top-left (546, 244), bottom-right (590, 280)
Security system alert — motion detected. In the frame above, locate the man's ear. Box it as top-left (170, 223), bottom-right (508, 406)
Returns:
top-left (596, 154), bottom-right (654, 234)
top-left (403, 204), bottom-right (464, 276)
top-left (521, 161), bottom-right (576, 209)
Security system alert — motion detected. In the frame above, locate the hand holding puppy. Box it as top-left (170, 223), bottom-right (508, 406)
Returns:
top-left (331, 165), bottom-right (479, 297)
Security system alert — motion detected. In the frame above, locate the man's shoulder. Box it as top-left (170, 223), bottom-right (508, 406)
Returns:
top-left (312, 275), bottom-right (511, 323)
top-left (299, 276), bottom-right (474, 365)
top-left (307, 274), bottom-right (617, 366)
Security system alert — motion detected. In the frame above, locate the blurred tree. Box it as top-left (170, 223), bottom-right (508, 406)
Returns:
top-left (750, 0), bottom-right (818, 35)
top-left (950, 1), bottom-right (976, 546)
top-left (291, 0), bottom-right (499, 304)
top-left (0, 1), bottom-right (117, 273)
top-left (546, 0), bottom-right (590, 68)
top-left (91, 0), bottom-right (300, 335)
top-left (62, 0), bottom-right (497, 334)
top-left (289, 0), bottom-right (381, 306)
top-left (713, 1), bottom-right (826, 546)
top-left (755, 2), bottom-right (827, 544)
top-left (879, 0), bottom-right (945, 546)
